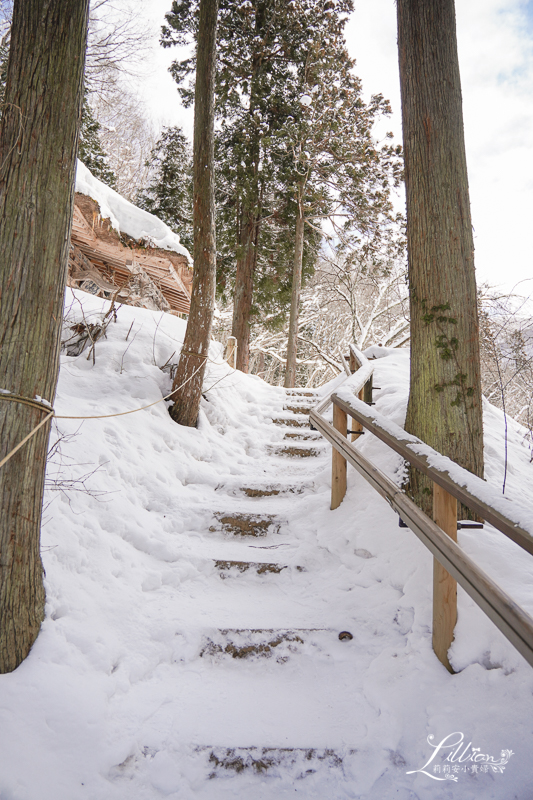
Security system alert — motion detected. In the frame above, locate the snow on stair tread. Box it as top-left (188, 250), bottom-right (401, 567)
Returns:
top-left (268, 443), bottom-right (323, 458)
top-left (215, 478), bottom-right (314, 497)
top-left (214, 559), bottom-right (305, 576)
top-left (271, 416), bottom-right (310, 427)
top-left (109, 745), bottom-right (360, 789)
top-left (199, 627), bottom-right (333, 661)
top-left (283, 404), bottom-right (314, 414)
top-left (210, 511), bottom-right (285, 537)
top-left (201, 746), bottom-right (357, 779)
top-left (283, 431), bottom-right (322, 440)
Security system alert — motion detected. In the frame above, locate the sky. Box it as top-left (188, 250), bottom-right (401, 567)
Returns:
top-left (132, 0), bottom-right (533, 295)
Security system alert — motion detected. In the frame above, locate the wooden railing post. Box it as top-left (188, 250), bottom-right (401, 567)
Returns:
top-left (351, 388), bottom-right (364, 442)
top-left (363, 374), bottom-right (373, 405)
top-left (226, 336), bottom-right (237, 369)
top-left (331, 402), bottom-right (347, 509)
top-left (432, 483), bottom-right (458, 672)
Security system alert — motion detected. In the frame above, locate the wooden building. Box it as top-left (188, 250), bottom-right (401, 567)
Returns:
top-left (68, 193), bottom-right (192, 316)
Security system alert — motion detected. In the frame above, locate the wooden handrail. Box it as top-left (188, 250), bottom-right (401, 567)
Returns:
top-left (314, 360), bottom-right (374, 416)
top-left (310, 355), bottom-right (533, 671)
top-left (332, 390), bottom-right (533, 557)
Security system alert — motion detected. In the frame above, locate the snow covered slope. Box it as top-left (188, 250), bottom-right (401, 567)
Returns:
top-left (1, 290), bottom-right (533, 799)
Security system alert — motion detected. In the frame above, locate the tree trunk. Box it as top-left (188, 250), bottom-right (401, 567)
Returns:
top-left (0, 0), bottom-right (89, 673)
top-left (169, 0), bottom-right (218, 427)
top-left (284, 208), bottom-right (305, 388)
top-left (231, 208), bottom-right (258, 373)
top-left (230, 28), bottom-right (264, 375)
top-left (397, 0), bottom-right (484, 515)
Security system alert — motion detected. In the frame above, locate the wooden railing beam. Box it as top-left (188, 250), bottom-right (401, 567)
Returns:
top-left (331, 392), bottom-right (533, 557)
top-left (310, 405), bottom-right (533, 669)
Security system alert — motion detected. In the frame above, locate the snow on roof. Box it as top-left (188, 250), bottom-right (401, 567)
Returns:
top-left (75, 160), bottom-right (192, 263)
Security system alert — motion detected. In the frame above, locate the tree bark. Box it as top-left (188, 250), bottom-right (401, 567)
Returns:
top-left (397, 0), bottom-right (484, 515)
top-left (169, 0), bottom-right (218, 427)
top-left (284, 207), bottom-right (305, 388)
top-left (231, 207), bottom-right (259, 373)
top-left (0, 0), bottom-right (89, 673)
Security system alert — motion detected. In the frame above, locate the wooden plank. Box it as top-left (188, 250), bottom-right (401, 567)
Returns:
top-left (331, 403), bottom-right (347, 510)
top-left (310, 407), bottom-right (533, 669)
top-left (432, 484), bottom-right (458, 672)
top-left (331, 392), bottom-right (533, 557)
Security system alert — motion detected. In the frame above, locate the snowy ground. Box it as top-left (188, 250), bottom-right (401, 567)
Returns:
top-left (1, 290), bottom-right (533, 799)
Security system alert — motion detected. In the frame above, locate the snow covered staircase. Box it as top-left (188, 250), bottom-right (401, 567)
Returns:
top-left (268, 392), bottom-right (326, 458)
top-left (191, 393), bottom-right (346, 768)
top-left (23, 305), bottom-right (533, 798)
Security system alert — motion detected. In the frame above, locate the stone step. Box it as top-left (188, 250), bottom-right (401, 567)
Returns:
top-left (215, 480), bottom-right (310, 497)
top-left (198, 746), bottom-right (356, 779)
top-left (284, 404), bottom-right (313, 415)
top-left (269, 444), bottom-right (321, 458)
top-left (239, 484), bottom-right (306, 497)
top-left (272, 416), bottom-right (309, 428)
top-left (199, 628), bottom-right (328, 662)
top-left (210, 512), bottom-right (282, 537)
top-left (283, 431), bottom-right (322, 441)
top-left (214, 559), bottom-right (305, 577)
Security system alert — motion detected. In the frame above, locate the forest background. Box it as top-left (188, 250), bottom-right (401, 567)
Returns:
top-left (2, 0), bottom-right (533, 425)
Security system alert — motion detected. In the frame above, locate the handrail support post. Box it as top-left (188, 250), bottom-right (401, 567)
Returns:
top-left (351, 389), bottom-right (364, 441)
top-left (226, 336), bottom-right (237, 369)
top-left (331, 403), bottom-right (347, 509)
top-left (432, 483), bottom-right (458, 672)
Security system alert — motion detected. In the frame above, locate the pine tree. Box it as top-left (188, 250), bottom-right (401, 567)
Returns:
top-left (277, 28), bottom-right (403, 386)
top-left (162, 0), bottom-right (335, 371)
top-left (163, 0), bottom-right (402, 378)
top-left (137, 126), bottom-right (193, 253)
top-left (79, 90), bottom-right (117, 187)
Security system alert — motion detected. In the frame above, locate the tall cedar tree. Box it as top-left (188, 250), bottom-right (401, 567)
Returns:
top-left (137, 126), bottom-right (193, 254)
top-left (397, 0), bottom-right (484, 515)
top-left (169, 0), bottom-right (218, 427)
top-left (162, 0), bottom-right (354, 372)
top-left (3, 35), bottom-right (115, 187)
top-left (279, 37), bottom-right (402, 385)
top-left (0, 0), bottom-right (89, 673)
